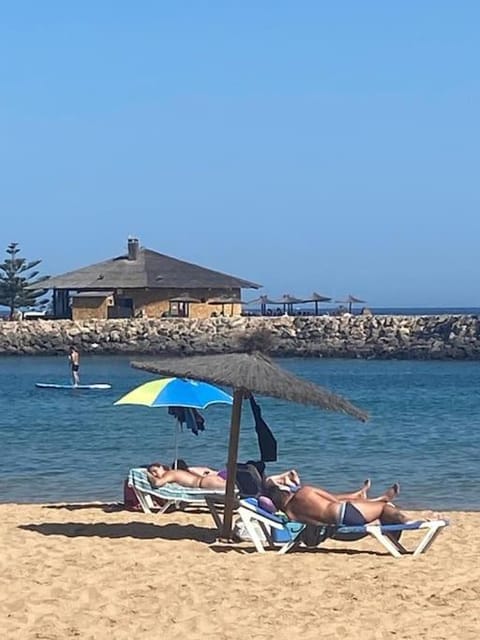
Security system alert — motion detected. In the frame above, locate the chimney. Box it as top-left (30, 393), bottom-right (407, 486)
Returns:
top-left (127, 237), bottom-right (139, 261)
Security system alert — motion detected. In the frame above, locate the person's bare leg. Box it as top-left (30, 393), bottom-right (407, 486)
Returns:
top-left (312, 479), bottom-right (384, 503)
top-left (344, 484), bottom-right (401, 524)
top-left (334, 478), bottom-right (371, 501)
top-left (380, 503), bottom-right (411, 525)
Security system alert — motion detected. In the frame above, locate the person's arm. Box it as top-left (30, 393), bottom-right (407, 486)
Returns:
top-left (188, 466), bottom-right (216, 476)
top-left (267, 470), bottom-right (301, 488)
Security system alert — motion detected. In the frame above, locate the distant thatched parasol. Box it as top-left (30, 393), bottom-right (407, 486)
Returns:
top-left (131, 352), bottom-right (368, 538)
top-left (303, 292), bottom-right (332, 315)
top-left (245, 294), bottom-right (281, 315)
top-left (335, 294), bottom-right (366, 314)
top-left (169, 294), bottom-right (201, 318)
top-left (280, 294), bottom-right (305, 315)
top-left (245, 295), bottom-right (279, 305)
top-left (207, 296), bottom-right (243, 316)
top-left (169, 294), bottom-right (201, 303)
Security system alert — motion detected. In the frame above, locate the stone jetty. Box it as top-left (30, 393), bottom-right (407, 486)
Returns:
top-left (1, 314), bottom-right (480, 359)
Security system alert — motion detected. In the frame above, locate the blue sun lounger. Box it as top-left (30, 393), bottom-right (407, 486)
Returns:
top-left (127, 468), bottom-right (229, 526)
top-left (237, 498), bottom-right (449, 558)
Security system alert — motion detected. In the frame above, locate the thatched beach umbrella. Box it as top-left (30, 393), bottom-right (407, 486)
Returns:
top-left (169, 294), bottom-right (201, 303)
top-left (303, 292), bottom-right (332, 315)
top-left (207, 296), bottom-right (242, 317)
top-left (131, 352), bottom-right (368, 538)
top-left (335, 294), bottom-right (366, 314)
top-left (245, 295), bottom-right (280, 315)
top-left (280, 294), bottom-right (305, 315)
top-left (169, 294), bottom-right (201, 318)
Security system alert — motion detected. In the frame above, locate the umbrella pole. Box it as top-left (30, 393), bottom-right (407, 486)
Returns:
top-left (220, 388), bottom-right (244, 539)
top-left (174, 420), bottom-right (180, 469)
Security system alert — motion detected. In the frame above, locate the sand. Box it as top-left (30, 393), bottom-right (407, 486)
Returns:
top-left (0, 503), bottom-right (478, 640)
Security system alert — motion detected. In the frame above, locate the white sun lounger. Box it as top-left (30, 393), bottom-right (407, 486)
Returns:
top-left (237, 498), bottom-right (449, 558)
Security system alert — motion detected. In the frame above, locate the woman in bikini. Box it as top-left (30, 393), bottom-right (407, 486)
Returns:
top-left (147, 463), bottom-right (227, 491)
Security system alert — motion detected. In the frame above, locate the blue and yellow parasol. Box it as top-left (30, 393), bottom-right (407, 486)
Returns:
top-left (114, 377), bottom-right (233, 409)
top-left (114, 377), bottom-right (233, 463)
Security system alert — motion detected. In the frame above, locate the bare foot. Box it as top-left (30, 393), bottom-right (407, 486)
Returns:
top-left (363, 478), bottom-right (371, 495)
top-left (385, 483), bottom-right (400, 501)
top-left (422, 510), bottom-right (445, 522)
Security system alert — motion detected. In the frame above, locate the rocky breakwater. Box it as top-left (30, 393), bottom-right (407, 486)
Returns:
top-left (0, 314), bottom-right (480, 359)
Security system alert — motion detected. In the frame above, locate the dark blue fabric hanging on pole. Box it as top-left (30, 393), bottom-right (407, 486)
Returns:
top-left (168, 406), bottom-right (205, 435)
top-left (249, 395), bottom-right (277, 462)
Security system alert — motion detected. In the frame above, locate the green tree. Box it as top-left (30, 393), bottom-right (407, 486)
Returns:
top-left (0, 242), bottom-right (49, 319)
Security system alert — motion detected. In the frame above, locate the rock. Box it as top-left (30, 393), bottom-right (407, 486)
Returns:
top-left (1, 315), bottom-right (480, 359)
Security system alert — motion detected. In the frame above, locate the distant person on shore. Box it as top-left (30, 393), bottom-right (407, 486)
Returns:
top-left (68, 346), bottom-right (80, 386)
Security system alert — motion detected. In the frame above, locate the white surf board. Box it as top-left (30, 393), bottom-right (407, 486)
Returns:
top-left (35, 383), bottom-right (112, 390)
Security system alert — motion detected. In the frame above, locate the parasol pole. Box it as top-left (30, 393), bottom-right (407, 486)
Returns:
top-left (173, 419), bottom-right (180, 469)
top-left (220, 388), bottom-right (244, 539)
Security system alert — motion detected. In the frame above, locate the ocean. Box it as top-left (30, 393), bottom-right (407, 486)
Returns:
top-left (247, 306), bottom-right (480, 316)
top-left (1, 354), bottom-right (479, 510)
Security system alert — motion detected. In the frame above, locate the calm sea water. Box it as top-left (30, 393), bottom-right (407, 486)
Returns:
top-left (1, 355), bottom-right (479, 510)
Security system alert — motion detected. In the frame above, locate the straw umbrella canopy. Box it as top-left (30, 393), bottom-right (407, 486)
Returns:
top-left (169, 294), bottom-right (201, 303)
top-left (335, 294), bottom-right (366, 314)
top-left (245, 295), bottom-right (280, 315)
top-left (131, 352), bottom-right (368, 538)
top-left (280, 294), bottom-right (305, 315)
top-left (303, 292), bottom-right (332, 315)
top-left (207, 296), bottom-right (243, 316)
top-left (169, 294), bottom-right (201, 318)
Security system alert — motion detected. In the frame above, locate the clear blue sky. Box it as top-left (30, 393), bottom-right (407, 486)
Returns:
top-left (1, 2), bottom-right (479, 307)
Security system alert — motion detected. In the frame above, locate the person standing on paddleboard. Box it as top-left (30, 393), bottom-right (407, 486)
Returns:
top-left (68, 346), bottom-right (80, 386)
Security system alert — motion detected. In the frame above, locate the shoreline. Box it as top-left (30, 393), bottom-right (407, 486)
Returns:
top-left (3, 499), bottom-right (480, 513)
top-left (0, 502), bottom-right (478, 639)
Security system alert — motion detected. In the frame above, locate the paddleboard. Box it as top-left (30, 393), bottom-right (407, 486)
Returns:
top-left (35, 383), bottom-right (112, 390)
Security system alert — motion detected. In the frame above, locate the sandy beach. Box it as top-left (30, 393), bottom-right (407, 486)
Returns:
top-left (0, 504), bottom-right (478, 639)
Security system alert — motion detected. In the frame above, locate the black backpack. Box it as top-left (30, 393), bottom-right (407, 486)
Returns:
top-left (235, 462), bottom-right (264, 498)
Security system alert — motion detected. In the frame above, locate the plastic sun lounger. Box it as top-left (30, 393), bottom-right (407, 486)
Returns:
top-left (237, 498), bottom-right (449, 558)
top-left (127, 468), bottom-right (233, 529)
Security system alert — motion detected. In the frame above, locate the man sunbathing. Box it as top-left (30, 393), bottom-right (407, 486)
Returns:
top-left (266, 478), bottom-right (409, 527)
top-left (147, 463), bottom-right (227, 491)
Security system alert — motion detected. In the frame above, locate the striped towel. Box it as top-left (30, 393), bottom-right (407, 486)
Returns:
top-left (127, 468), bottom-right (227, 501)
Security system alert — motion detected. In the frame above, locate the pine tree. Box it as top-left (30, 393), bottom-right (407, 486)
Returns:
top-left (0, 243), bottom-right (49, 319)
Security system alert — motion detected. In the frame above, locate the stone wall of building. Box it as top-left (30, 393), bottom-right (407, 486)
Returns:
top-left (1, 314), bottom-right (480, 359)
top-left (71, 296), bottom-right (111, 321)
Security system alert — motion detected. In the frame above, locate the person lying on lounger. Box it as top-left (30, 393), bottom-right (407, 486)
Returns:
top-left (266, 478), bottom-right (409, 527)
top-left (147, 463), bottom-right (227, 491)
top-left (265, 470), bottom-right (413, 526)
